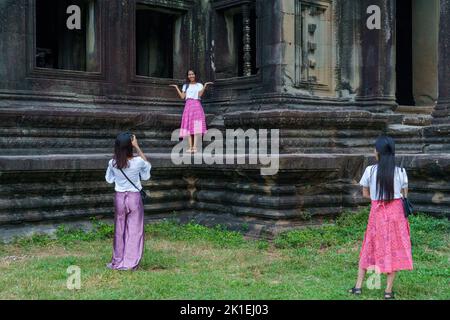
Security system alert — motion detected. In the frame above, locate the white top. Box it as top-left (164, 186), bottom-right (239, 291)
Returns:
top-left (105, 156), bottom-right (151, 192)
top-left (182, 83), bottom-right (203, 100)
top-left (359, 165), bottom-right (408, 201)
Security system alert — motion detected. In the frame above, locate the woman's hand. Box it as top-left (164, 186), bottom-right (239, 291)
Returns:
top-left (131, 135), bottom-right (148, 162)
top-left (199, 82), bottom-right (214, 98)
top-left (131, 135), bottom-right (139, 149)
top-left (169, 84), bottom-right (185, 99)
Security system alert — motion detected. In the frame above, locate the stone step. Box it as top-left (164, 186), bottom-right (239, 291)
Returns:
top-left (387, 123), bottom-right (423, 135)
top-left (395, 105), bottom-right (435, 114)
top-left (371, 113), bottom-right (405, 124)
top-left (402, 114), bottom-right (433, 126)
top-left (393, 105), bottom-right (434, 127)
top-left (387, 124), bottom-right (424, 153)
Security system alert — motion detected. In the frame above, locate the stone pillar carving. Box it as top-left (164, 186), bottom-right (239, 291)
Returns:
top-left (335, 0), bottom-right (361, 98)
top-left (242, 3), bottom-right (252, 76)
top-left (294, 1), bottom-right (332, 91)
top-left (412, 0), bottom-right (439, 106)
top-left (86, 1), bottom-right (98, 72)
top-left (356, 0), bottom-right (396, 112)
top-left (432, 0), bottom-right (450, 123)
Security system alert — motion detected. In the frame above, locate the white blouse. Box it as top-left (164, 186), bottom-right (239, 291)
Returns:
top-left (182, 83), bottom-right (203, 100)
top-left (359, 165), bottom-right (408, 201)
top-left (105, 156), bottom-right (151, 192)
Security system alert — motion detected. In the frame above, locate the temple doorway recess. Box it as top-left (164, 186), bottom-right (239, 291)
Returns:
top-left (395, 0), bottom-right (439, 109)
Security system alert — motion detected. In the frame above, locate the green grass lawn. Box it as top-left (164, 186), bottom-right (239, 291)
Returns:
top-left (0, 208), bottom-right (448, 300)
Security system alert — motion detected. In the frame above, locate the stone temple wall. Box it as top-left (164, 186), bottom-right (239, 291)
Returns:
top-left (0, 0), bottom-right (449, 241)
top-left (0, 105), bottom-right (448, 241)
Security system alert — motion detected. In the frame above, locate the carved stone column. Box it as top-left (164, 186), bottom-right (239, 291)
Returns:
top-left (86, 1), bottom-right (98, 72)
top-left (242, 3), bottom-right (252, 76)
top-left (432, 0), bottom-right (450, 123)
top-left (356, 0), bottom-right (396, 112)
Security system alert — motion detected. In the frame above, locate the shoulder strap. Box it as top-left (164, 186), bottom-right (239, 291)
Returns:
top-left (119, 168), bottom-right (142, 192)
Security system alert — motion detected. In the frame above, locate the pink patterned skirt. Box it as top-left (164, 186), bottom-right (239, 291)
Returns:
top-left (359, 199), bottom-right (413, 274)
top-left (179, 99), bottom-right (207, 138)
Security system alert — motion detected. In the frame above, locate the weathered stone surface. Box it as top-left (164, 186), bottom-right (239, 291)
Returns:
top-left (387, 124), bottom-right (450, 154)
top-left (0, 0), bottom-right (449, 241)
top-left (432, 0), bottom-right (450, 123)
top-left (1, 150), bottom-right (448, 241)
top-left (357, 0), bottom-right (396, 111)
top-left (224, 109), bottom-right (388, 153)
top-left (0, 106), bottom-right (215, 155)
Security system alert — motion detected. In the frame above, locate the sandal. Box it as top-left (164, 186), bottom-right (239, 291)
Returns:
top-left (192, 147), bottom-right (198, 154)
top-left (384, 291), bottom-right (395, 300)
top-left (348, 287), bottom-right (362, 295)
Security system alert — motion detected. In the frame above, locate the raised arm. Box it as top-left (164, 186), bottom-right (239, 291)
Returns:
top-left (169, 84), bottom-right (186, 100)
top-left (198, 82), bottom-right (213, 98)
top-left (131, 135), bottom-right (148, 162)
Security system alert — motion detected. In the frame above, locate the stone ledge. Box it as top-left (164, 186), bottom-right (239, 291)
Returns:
top-left (224, 109), bottom-right (388, 129)
top-left (0, 152), bottom-right (448, 239)
top-left (0, 106), bottom-right (180, 129)
top-left (1, 153), bottom-right (449, 172)
top-left (0, 153), bottom-right (364, 171)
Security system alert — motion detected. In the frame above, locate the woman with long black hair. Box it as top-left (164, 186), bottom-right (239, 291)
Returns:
top-left (349, 136), bottom-right (413, 299)
top-left (105, 133), bottom-right (151, 270)
top-left (169, 70), bottom-right (213, 153)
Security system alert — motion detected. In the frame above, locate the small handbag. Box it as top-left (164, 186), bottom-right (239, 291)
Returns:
top-left (119, 168), bottom-right (149, 203)
top-left (402, 197), bottom-right (413, 218)
top-left (400, 168), bottom-right (413, 218)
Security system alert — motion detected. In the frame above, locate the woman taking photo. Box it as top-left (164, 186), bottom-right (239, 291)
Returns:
top-left (349, 136), bottom-right (413, 299)
top-left (169, 70), bottom-right (212, 153)
top-left (105, 133), bottom-right (151, 270)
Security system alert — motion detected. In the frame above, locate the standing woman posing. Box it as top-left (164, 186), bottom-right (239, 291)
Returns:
top-left (105, 133), bottom-right (151, 270)
top-left (170, 70), bottom-right (213, 153)
top-left (349, 136), bottom-right (413, 299)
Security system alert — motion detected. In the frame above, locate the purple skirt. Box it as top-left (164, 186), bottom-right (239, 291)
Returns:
top-left (107, 191), bottom-right (144, 270)
top-left (179, 99), bottom-right (207, 138)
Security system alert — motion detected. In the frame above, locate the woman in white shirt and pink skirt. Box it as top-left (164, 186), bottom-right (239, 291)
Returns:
top-left (105, 132), bottom-right (151, 270)
top-left (170, 70), bottom-right (213, 153)
top-left (349, 136), bottom-right (413, 299)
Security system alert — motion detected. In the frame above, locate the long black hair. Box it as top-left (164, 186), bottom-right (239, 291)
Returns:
top-left (373, 136), bottom-right (396, 201)
top-left (113, 132), bottom-right (133, 169)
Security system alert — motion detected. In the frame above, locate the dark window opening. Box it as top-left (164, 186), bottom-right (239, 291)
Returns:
top-left (36, 0), bottom-right (99, 72)
top-left (136, 4), bottom-right (177, 78)
top-left (395, 0), bottom-right (415, 105)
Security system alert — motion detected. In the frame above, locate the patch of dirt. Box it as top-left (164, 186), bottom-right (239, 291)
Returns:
top-left (0, 245), bottom-right (90, 268)
top-left (0, 255), bottom-right (31, 268)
